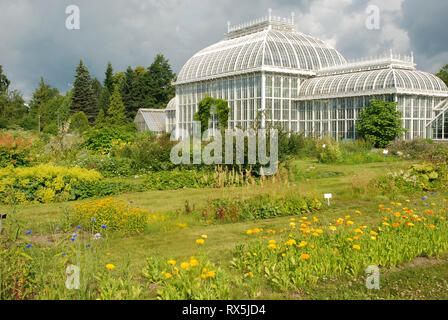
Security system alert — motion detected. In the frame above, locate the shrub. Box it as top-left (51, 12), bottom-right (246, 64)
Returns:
top-left (71, 198), bottom-right (149, 234)
top-left (69, 112), bottom-right (90, 134)
top-left (315, 136), bottom-right (341, 163)
top-left (357, 99), bottom-right (405, 148)
top-left (83, 127), bottom-right (134, 153)
top-left (374, 162), bottom-right (448, 196)
top-left (0, 133), bottom-right (34, 168)
top-left (0, 164), bottom-right (103, 204)
top-left (74, 154), bottom-right (135, 178)
top-left (42, 123), bottom-right (59, 136)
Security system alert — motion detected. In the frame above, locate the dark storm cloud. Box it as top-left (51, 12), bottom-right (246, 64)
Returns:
top-left (400, 0), bottom-right (448, 72)
top-left (0, 0), bottom-right (447, 100)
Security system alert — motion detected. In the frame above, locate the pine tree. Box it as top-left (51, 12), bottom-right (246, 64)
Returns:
top-left (97, 87), bottom-right (110, 115)
top-left (71, 60), bottom-right (97, 123)
top-left (104, 62), bottom-right (114, 93)
top-left (106, 85), bottom-right (127, 126)
top-left (121, 66), bottom-right (137, 120)
top-left (143, 54), bottom-right (176, 109)
top-left (29, 77), bottom-right (59, 117)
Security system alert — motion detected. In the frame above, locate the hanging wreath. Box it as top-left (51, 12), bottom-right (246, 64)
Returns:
top-left (194, 95), bottom-right (230, 133)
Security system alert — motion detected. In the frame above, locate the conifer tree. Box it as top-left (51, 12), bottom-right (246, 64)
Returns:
top-left (106, 85), bottom-right (127, 126)
top-left (104, 62), bottom-right (114, 93)
top-left (71, 60), bottom-right (97, 123)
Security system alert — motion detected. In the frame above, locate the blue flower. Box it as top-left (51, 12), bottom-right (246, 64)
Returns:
top-left (101, 225), bottom-right (107, 229)
top-left (423, 196), bottom-right (428, 201)
top-left (57, 225), bottom-right (60, 229)
top-left (26, 231), bottom-right (32, 235)
top-left (71, 238), bottom-right (75, 242)
top-left (72, 233), bottom-right (78, 238)
top-left (77, 226), bottom-right (82, 229)
top-left (62, 253), bottom-right (67, 256)
top-left (91, 218), bottom-right (96, 222)
top-left (26, 244), bottom-right (32, 248)
top-left (414, 203), bottom-right (418, 206)
top-left (431, 192), bottom-right (435, 195)
top-left (86, 244), bottom-right (92, 248)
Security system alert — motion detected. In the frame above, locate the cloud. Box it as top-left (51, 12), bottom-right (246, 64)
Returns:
top-left (0, 0), bottom-right (446, 101)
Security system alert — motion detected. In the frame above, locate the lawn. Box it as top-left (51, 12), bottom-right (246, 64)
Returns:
top-left (1, 159), bottom-right (448, 300)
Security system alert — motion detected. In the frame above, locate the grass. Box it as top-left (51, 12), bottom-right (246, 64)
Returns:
top-left (1, 158), bottom-right (447, 300)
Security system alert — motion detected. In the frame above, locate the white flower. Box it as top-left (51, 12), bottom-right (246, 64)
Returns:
top-left (93, 233), bottom-right (101, 240)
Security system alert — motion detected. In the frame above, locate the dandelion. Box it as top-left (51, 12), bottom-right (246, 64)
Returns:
top-left (196, 239), bottom-right (205, 245)
top-left (164, 273), bottom-right (172, 279)
top-left (190, 259), bottom-right (199, 267)
top-left (106, 264), bottom-right (116, 271)
top-left (206, 271), bottom-right (216, 278)
top-left (180, 262), bottom-right (190, 269)
top-left (167, 260), bottom-right (176, 266)
top-left (248, 272), bottom-right (254, 277)
top-left (285, 239), bottom-right (296, 246)
top-left (201, 235), bottom-right (208, 239)
top-left (353, 245), bottom-right (361, 250)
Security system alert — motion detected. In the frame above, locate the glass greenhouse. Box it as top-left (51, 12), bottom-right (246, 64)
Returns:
top-left (137, 11), bottom-right (448, 141)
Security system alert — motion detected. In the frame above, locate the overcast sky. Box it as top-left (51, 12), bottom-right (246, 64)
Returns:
top-left (1, 0), bottom-right (447, 101)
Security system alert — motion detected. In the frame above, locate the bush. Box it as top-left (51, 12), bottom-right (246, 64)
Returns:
top-left (42, 123), bottom-right (58, 136)
top-left (374, 162), bottom-right (448, 196)
top-left (83, 127), bottom-right (135, 153)
top-left (69, 112), bottom-right (90, 134)
top-left (0, 164), bottom-right (103, 204)
top-left (144, 170), bottom-right (209, 190)
top-left (388, 139), bottom-right (448, 164)
top-left (71, 198), bottom-right (149, 234)
top-left (0, 133), bottom-right (34, 168)
top-left (315, 136), bottom-right (341, 163)
top-left (74, 154), bottom-right (135, 178)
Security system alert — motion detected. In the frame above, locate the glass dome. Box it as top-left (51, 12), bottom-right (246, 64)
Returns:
top-left (299, 68), bottom-right (448, 98)
top-left (177, 27), bottom-right (346, 84)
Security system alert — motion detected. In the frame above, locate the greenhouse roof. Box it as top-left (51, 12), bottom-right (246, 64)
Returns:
top-left (176, 15), bottom-right (346, 84)
top-left (298, 66), bottom-right (448, 100)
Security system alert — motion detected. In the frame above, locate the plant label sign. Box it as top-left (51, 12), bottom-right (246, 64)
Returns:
top-left (324, 194), bottom-right (332, 206)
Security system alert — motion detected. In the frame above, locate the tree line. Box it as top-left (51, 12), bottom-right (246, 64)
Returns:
top-left (0, 54), bottom-right (176, 134)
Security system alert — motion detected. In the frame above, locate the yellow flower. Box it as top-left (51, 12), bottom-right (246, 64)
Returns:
top-left (346, 238), bottom-right (353, 242)
top-left (355, 229), bottom-right (363, 234)
top-left (106, 264), bottom-right (116, 271)
top-left (202, 268), bottom-right (208, 273)
top-left (165, 273), bottom-right (172, 279)
top-left (329, 226), bottom-right (337, 231)
top-left (196, 239), bottom-right (205, 245)
top-left (300, 254), bottom-right (310, 260)
top-left (298, 241), bottom-right (308, 248)
top-left (370, 231), bottom-right (378, 236)
top-left (180, 262), bottom-right (190, 269)
top-left (200, 274), bottom-right (207, 279)
top-left (353, 245), bottom-right (361, 250)
top-left (248, 272), bottom-right (254, 277)
top-left (206, 271), bottom-right (216, 278)
top-left (285, 239), bottom-right (297, 246)
top-left (268, 244), bottom-right (277, 249)
top-left (355, 210), bottom-right (362, 215)
top-left (201, 235), bottom-right (208, 239)
top-left (190, 259), bottom-right (199, 267)
top-left (167, 260), bottom-right (176, 266)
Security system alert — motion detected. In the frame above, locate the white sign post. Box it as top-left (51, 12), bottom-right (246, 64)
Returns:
top-left (324, 194), bottom-right (332, 207)
top-left (383, 149), bottom-right (389, 161)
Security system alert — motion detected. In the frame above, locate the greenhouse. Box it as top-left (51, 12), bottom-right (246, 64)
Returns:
top-left (141, 11), bottom-right (448, 140)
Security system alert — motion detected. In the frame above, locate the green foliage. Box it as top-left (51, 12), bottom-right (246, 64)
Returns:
top-left (71, 60), bottom-right (97, 123)
top-left (83, 127), bottom-right (134, 152)
top-left (104, 62), bottom-right (115, 93)
top-left (42, 123), bottom-right (58, 136)
top-left (0, 65), bottom-right (10, 94)
top-left (205, 193), bottom-right (323, 223)
top-left (436, 64), bottom-right (448, 87)
top-left (74, 154), bottom-right (135, 178)
top-left (0, 133), bottom-right (34, 168)
top-left (388, 139), bottom-right (448, 164)
top-left (374, 162), bottom-right (448, 196)
top-left (142, 54), bottom-right (176, 109)
top-left (0, 164), bottom-right (103, 204)
top-left (97, 87), bottom-right (110, 115)
top-left (69, 112), bottom-right (90, 134)
top-left (143, 170), bottom-right (209, 190)
top-left (357, 99), bottom-right (405, 148)
top-left (316, 136), bottom-right (342, 163)
top-left (106, 86), bottom-right (127, 126)
top-left (194, 96), bottom-right (230, 133)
